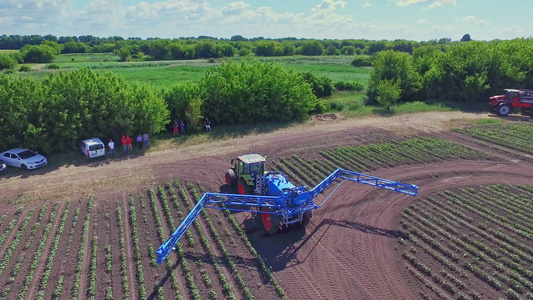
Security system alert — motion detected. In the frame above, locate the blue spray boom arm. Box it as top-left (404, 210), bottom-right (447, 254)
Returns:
top-left (156, 169), bottom-right (418, 263)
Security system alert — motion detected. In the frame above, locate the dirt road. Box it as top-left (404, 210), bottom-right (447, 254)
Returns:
top-left (0, 111), bottom-right (492, 203)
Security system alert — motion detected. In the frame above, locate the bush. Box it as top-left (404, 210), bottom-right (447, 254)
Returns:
top-left (351, 55), bottom-right (372, 67)
top-left (18, 65), bottom-right (31, 72)
top-left (0, 54), bottom-right (17, 70)
top-left (45, 64), bottom-right (60, 69)
top-left (334, 81), bottom-right (364, 91)
top-left (300, 72), bottom-right (334, 98)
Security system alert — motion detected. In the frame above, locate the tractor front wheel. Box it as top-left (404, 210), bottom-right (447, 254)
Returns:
top-left (237, 178), bottom-right (250, 195)
top-left (497, 104), bottom-right (511, 116)
top-left (261, 207), bottom-right (280, 235)
top-left (225, 169), bottom-right (236, 186)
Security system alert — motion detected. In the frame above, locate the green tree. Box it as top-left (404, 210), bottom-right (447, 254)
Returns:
top-left (299, 40), bottom-right (325, 56)
top-left (0, 54), bottom-right (17, 70)
top-left (368, 50), bottom-right (421, 103)
top-left (163, 83), bottom-right (203, 132)
top-left (200, 59), bottom-right (318, 124)
top-left (115, 46), bottom-right (131, 62)
top-left (375, 79), bottom-right (401, 109)
top-left (20, 44), bottom-right (57, 63)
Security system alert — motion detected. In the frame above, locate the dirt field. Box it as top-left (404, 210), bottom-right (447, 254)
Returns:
top-left (1, 110), bottom-right (533, 300)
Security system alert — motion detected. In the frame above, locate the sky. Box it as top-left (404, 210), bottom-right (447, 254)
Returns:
top-left (1, 0), bottom-right (532, 42)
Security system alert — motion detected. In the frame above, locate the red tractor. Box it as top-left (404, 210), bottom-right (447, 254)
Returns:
top-left (489, 89), bottom-right (533, 117)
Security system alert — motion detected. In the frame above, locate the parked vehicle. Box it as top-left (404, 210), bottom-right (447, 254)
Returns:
top-left (0, 148), bottom-right (47, 170)
top-left (0, 160), bottom-right (6, 172)
top-left (489, 89), bottom-right (533, 117)
top-left (80, 138), bottom-right (106, 159)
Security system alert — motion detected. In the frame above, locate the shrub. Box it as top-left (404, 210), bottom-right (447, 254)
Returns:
top-left (334, 81), bottom-right (364, 91)
top-left (18, 65), bottom-right (31, 72)
top-left (0, 54), bottom-right (17, 70)
top-left (45, 63), bottom-right (60, 69)
top-left (351, 55), bottom-right (372, 67)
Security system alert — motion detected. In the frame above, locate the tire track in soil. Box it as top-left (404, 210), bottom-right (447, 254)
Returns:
top-left (26, 202), bottom-right (66, 300)
top-left (121, 195), bottom-right (137, 300)
top-left (77, 206), bottom-right (94, 300)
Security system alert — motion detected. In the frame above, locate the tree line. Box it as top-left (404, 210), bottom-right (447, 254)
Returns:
top-left (367, 39), bottom-right (533, 108)
top-left (0, 33), bottom-right (463, 65)
top-left (0, 60), bottom-right (326, 155)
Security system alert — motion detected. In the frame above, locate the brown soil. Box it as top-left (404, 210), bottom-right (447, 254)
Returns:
top-left (2, 110), bottom-right (533, 300)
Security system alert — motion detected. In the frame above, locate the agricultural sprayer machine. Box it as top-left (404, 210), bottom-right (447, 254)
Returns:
top-left (156, 154), bottom-right (419, 263)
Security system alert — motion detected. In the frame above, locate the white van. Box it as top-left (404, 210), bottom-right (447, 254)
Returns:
top-left (80, 138), bottom-right (106, 159)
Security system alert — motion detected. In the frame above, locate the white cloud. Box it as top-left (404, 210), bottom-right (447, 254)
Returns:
top-left (392, 0), bottom-right (456, 8)
top-left (362, 2), bottom-right (374, 8)
top-left (477, 20), bottom-right (487, 25)
top-left (222, 2), bottom-right (250, 16)
top-left (394, 0), bottom-right (427, 6)
top-left (461, 16), bottom-right (475, 22)
top-left (417, 18), bottom-right (428, 23)
top-left (427, 0), bottom-right (456, 9)
top-left (311, 0), bottom-right (346, 13)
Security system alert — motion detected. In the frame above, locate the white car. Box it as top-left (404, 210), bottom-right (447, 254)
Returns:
top-left (0, 148), bottom-right (48, 170)
top-left (0, 160), bottom-right (6, 172)
top-left (80, 138), bottom-right (106, 159)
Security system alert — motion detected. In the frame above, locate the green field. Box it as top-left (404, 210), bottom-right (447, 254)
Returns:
top-left (42, 54), bottom-right (369, 88)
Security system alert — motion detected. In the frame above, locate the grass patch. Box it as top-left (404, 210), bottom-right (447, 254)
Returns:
top-left (111, 65), bottom-right (213, 87)
top-left (0, 49), bottom-right (19, 53)
top-left (476, 119), bottom-right (503, 125)
top-left (391, 101), bottom-right (458, 114)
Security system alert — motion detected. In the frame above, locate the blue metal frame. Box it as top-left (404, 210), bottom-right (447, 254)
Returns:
top-left (156, 168), bottom-right (418, 263)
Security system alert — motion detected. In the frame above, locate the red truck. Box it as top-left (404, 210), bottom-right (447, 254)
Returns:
top-left (489, 89), bottom-right (533, 117)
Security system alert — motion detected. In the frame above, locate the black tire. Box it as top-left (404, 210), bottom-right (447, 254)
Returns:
top-left (301, 210), bottom-right (312, 226)
top-left (261, 207), bottom-right (280, 235)
top-left (497, 104), bottom-right (511, 116)
top-left (225, 169), bottom-right (235, 186)
top-left (530, 107), bottom-right (533, 118)
top-left (21, 164), bottom-right (27, 170)
top-left (237, 178), bottom-right (251, 195)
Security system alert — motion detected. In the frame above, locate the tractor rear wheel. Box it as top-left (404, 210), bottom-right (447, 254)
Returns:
top-left (497, 104), bottom-right (511, 116)
top-left (237, 178), bottom-right (250, 195)
top-left (225, 169), bottom-right (236, 186)
top-left (261, 207), bottom-right (280, 235)
top-left (301, 210), bottom-right (312, 226)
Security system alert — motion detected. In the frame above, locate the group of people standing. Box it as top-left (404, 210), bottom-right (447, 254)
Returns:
top-left (106, 133), bottom-right (150, 157)
top-left (172, 120), bottom-right (186, 136)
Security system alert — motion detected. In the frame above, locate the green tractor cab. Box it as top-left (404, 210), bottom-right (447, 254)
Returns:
top-left (225, 154), bottom-right (266, 195)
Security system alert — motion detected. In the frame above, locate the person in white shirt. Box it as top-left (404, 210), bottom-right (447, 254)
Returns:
top-left (108, 139), bottom-right (115, 157)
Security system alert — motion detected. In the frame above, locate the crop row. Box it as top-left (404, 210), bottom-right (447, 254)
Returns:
top-left (36, 201), bottom-right (71, 299)
top-left (71, 198), bottom-right (94, 299)
top-left (184, 180), bottom-right (256, 299)
top-left (170, 180), bottom-right (235, 299)
top-left (115, 202), bottom-right (130, 299)
top-left (270, 137), bottom-right (492, 191)
top-left (399, 184), bottom-right (533, 299)
top-left (458, 123), bottom-right (533, 155)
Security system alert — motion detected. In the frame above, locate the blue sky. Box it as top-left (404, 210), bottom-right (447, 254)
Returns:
top-left (1, 0), bottom-right (531, 41)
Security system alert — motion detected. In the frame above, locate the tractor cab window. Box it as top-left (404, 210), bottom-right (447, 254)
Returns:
top-left (239, 161), bottom-right (245, 174)
top-left (506, 91), bottom-right (519, 101)
top-left (249, 162), bottom-right (264, 175)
